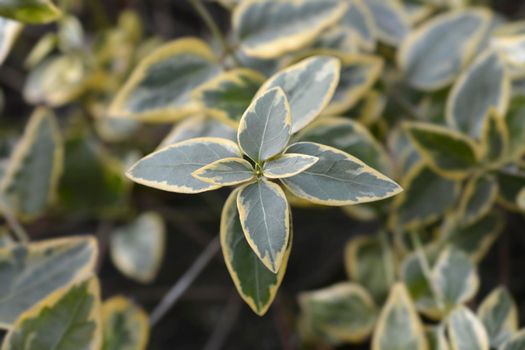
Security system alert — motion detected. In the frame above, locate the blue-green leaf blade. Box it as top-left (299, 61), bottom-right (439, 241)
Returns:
top-left (193, 157), bottom-right (255, 186)
top-left (263, 154), bottom-right (318, 179)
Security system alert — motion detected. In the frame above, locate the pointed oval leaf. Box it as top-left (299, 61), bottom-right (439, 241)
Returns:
top-left (447, 306), bottom-right (489, 350)
top-left (480, 110), bottom-right (508, 164)
top-left (282, 142), bottom-right (402, 206)
top-left (425, 326), bottom-right (450, 350)
top-left (193, 157), bottom-right (255, 186)
top-left (102, 296), bottom-right (149, 350)
top-left (404, 122), bottom-right (481, 179)
top-left (363, 0), bottom-right (410, 46)
top-left (257, 56), bottom-right (340, 133)
top-left (232, 0), bottom-right (347, 59)
top-left (299, 282), bottom-right (378, 343)
top-left (192, 68), bottom-right (265, 126)
top-left (0, 0), bottom-right (62, 24)
top-left (159, 115), bottom-right (236, 147)
top-left (432, 247), bottom-right (479, 309)
top-left (398, 9), bottom-right (491, 90)
top-left (109, 38), bottom-right (221, 122)
top-left (312, 25), bottom-right (358, 54)
top-left (1, 276), bottom-right (101, 350)
top-left (340, 0), bottom-right (376, 51)
top-left (501, 329), bottom-right (525, 350)
top-left (447, 50), bottom-right (510, 139)
top-left (505, 96), bottom-right (525, 160)
top-left (237, 179), bottom-right (290, 273)
top-left (0, 108), bottom-right (63, 220)
top-left (477, 287), bottom-right (518, 348)
top-left (372, 283), bottom-right (428, 350)
top-left (262, 154), bottom-right (318, 179)
top-left (110, 212), bottom-right (165, 284)
top-left (237, 87), bottom-right (291, 162)
top-left (0, 18), bottom-right (22, 65)
top-left (127, 137), bottom-right (241, 194)
top-left (221, 188), bottom-right (291, 315)
top-left (456, 174), bottom-right (498, 226)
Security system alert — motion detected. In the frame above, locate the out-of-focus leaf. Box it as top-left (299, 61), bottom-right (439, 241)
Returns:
top-left (193, 158), bottom-right (255, 186)
top-left (491, 34), bottom-right (525, 79)
top-left (0, 226), bottom-right (13, 248)
top-left (312, 26), bottom-right (358, 54)
top-left (501, 329), bottom-right (525, 350)
top-left (456, 175), bottom-right (498, 226)
top-left (477, 287), bottom-right (518, 348)
top-left (425, 326), bottom-right (449, 350)
top-left (363, 0), bottom-right (409, 46)
top-left (447, 306), bottom-right (489, 350)
top-left (518, 188), bottom-right (525, 210)
top-left (340, 0), bottom-right (376, 51)
top-left (95, 117), bottom-right (140, 143)
top-left (159, 115), bottom-right (236, 147)
top-left (0, 0), bottom-right (62, 24)
top-left (102, 296), bottom-right (149, 350)
top-left (0, 18), bottom-right (22, 65)
top-left (504, 96), bottom-right (525, 160)
top-left (480, 110), bottom-right (508, 164)
top-left (497, 169), bottom-right (525, 212)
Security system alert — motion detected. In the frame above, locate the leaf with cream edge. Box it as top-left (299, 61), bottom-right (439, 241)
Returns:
top-left (0, 236), bottom-right (97, 328)
top-left (491, 34), bottom-right (525, 79)
top-left (298, 282), bottom-right (378, 344)
top-left (1, 276), bottom-right (101, 350)
top-left (446, 49), bottom-right (510, 139)
top-left (281, 142), bottom-right (402, 206)
top-left (455, 174), bottom-right (498, 226)
top-left (102, 296), bottom-right (150, 350)
top-left (477, 287), bottom-right (518, 348)
top-left (480, 110), bottom-right (508, 164)
top-left (232, 0), bottom-right (347, 59)
top-left (109, 38), bottom-right (221, 122)
top-left (256, 56), bottom-right (340, 133)
top-left (497, 170), bottom-right (525, 212)
top-left (0, 0), bottom-right (62, 24)
top-left (262, 154), bottom-right (318, 179)
top-left (237, 87), bottom-right (291, 162)
top-left (126, 137), bottom-right (241, 194)
top-left (404, 122), bottom-right (481, 180)
top-left (398, 9), bottom-right (491, 91)
top-left (0, 108), bottom-right (63, 220)
top-left (425, 326), bottom-right (450, 350)
top-left (340, 0), bottom-right (376, 52)
top-left (501, 329), bottom-right (525, 350)
top-left (0, 18), bottom-right (22, 65)
top-left (193, 158), bottom-right (255, 186)
top-left (363, 0), bottom-right (410, 47)
top-left (237, 179), bottom-right (290, 273)
top-left (110, 212), bottom-right (165, 284)
top-left (447, 306), bottom-right (490, 350)
top-left (192, 68), bottom-right (265, 127)
top-left (221, 188), bottom-right (291, 315)
top-left (505, 96), bottom-right (525, 160)
top-left (372, 283), bottom-right (428, 350)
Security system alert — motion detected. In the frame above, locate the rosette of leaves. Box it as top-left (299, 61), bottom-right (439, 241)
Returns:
top-left (126, 55), bottom-right (402, 315)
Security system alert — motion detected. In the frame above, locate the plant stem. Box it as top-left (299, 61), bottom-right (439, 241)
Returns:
top-left (149, 236), bottom-right (220, 326)
top-left (0, 195), bottom-right (29, 243)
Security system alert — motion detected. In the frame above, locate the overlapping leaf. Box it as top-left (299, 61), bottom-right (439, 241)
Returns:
top-left (447, 306), bottom-right (489, 350)
top-left (0, 18), bottom-right (21, 65)
top-left (102, 296), bottom-right (149, 350)
top-left (497, 169), bottom-right (525, 211)
top-left (340, 0), bottom-right (376, 51)
top-left (477, 287), bottom-right (518, 348)
top-left (362, 0), bottom-right (409, 46)
top-left (159, 115), bottom-right (236, 147)
top-left (455, 175), bottom-right (498, 226)
top-left (504, 96), bottom-right (525, 160)
top-left (501, 330), bottom-right (525, 350)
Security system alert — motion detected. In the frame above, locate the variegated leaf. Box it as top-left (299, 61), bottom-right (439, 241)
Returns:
top-left (480, 110), bottom-right (509, 164)
top-left (491, 34), bottom-right (525, 79)
top-left (193, 157), bottom-right (255, 186)
top-left (109, 38), bottom-right (221, 122)
top-left (501, 329), bottom-right (525, 350)
top-left (1, 276), bottom-right (101, 350)
top-left (477, 287), bottom-right (518, 348)
top-left (504, 96), bottom-right (525, 160)
top-left (110, 212), bottom-right (165, 284)
top-left (127, 137), bottom-right (241, 194)
top-left (237, 179), bottom-right (290, 273)
top-left (159, 115), bottom-right (236, 147)
top-left (0, 0), bottom-right (62, 24)
top-left (425, 326), bottom-right (450, 350)
top-left (497, 169), bottom-right (525, 212)
top-left (282, 142), bottom-right (401, 206)
top-left (312, 26), bottom-right (358, 54)
top-left (221, 188), bottom-right (291, 315)
top-left (0, 18), bottom-right (22, 65)
top-left (363, 0), bottom-right (409, 46)
top-left (447, 306), bottom-right (489, 350)
top-left (456, 174), bottom-right (498, 226)
top-left (262, 154), bottom-right (318, 179)
top-left (372, 283), bottom-right (428, 350)
top-left (237, 87), bottom-right (291, 162)
top-left (256, 56), bottom-right (340, 133)
top-left (0, 108), bottom-right (63, 220)
top-left (340, 0), bottom-right (376, 51)
top-left (398, 9), bottom-right (490, 90)
top-left (232, 0), bottom-right (347, 59)
top-left (0, 236), bottom-right (97, 328)
top-left (447, 50), bottom-right (510, 139)
top-left (102, 296), bottom-right (149, 350)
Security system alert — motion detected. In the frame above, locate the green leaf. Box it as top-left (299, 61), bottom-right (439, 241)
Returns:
top-left (497, 169), bottom-right (525, 212)
top-left (193, 157), bottom-right (255, 186)
top-left (282, 142), bottom-right (401, 206)
top-left (518, 188), bottom-right (525, 210)
top-left (296, 117), bottom-right (391, 175)
top-left (398, 9), bottom-right (490, 91)
top-left (477, 287), bottom-right (518, 348)
top-left (456, 175), bottom-right (498, 226)
top-left (0, 18), bottom-right (22, 65)
top-left (237, 179), bottom-right (290, 273)
top-left (127, 137), bottom-right (241, 194)
top-left (504, 96), bottom-right (525, 160)
top-left (432, 247), bottom-right (479, 309)
top-left (221, 188), bottom-right (291, 315)
top-left (102, 296), bottom-right (149, 350)
top-left (0, 236), bottom-right (97, 327)
top-left (425, 326), bottom-right (450, 350)
top-left (447, 50), bottom-right (510, 139)
top-left (363, 0), bottom-right (409, 46)
top-left (501, 329), bottom-right (525, 350)
top-left (262, 154), bottom-right (318, 179)
top-left (237, 87), bottom-right (291, 162)
top-left (110, 212), bottom-right (165, 284)
top-left (480, 111), bottom-right (508, 164)
top-left (340, 0), bottom-right (376, 51)
top-left (192, 68), bottom-right (265, 126)
top-left (232, 0), bottom-right (347, 59)
top-left (109, 38), bottom-right (221, 122)
top-left (324, 53), bottom-right (383, 115)
top-left (0, 108), bottom-right (63, 220)
top-left (404, 122), bottom-right (481, 179)
top-left (1, 276), bottom-right (101, 350)
top-left (0, 0), bottom-right (62, 24)
top-left (391, 164), bottom-right (459, 229)
top-left (299, 282), bottom-right (378, 344)
top-left (345, 235), bottom-right (394, 303)
top-left (447, 306), bottom-right (490, 350)
top-left (159, 115), bottom-right (236, 147)
top-left (257, 56), bottom-right (340, 133)
top-left (371, 283), bottom-right (427, 350)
